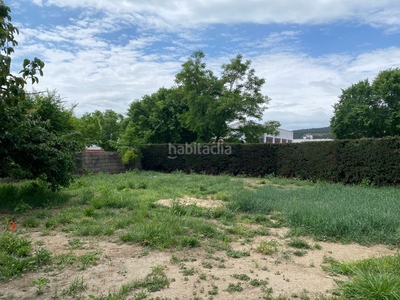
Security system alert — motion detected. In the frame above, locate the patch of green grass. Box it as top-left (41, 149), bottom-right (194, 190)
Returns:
top-left (232, 273), bottom-right (250, 281)
top-left (202, 261), bottom-right (213, 269)
top-left (231, 182), bottom-right (400, 245)
top-left (226, 282), bottom-right (243, 293)
top-left (208, 284), bottom-right (219, 295)
top-left (256, 240), bottom-right (279, 255)
top-left (250, 279), bottom-right (268, 287)
top-left (226, 249), bottom-right (250, 258)
top-left (53, 252), bottom-right (77, 268)
top-left (79, 251), bottom-right (100, 270)
top-left (111, 265), bottom-right (170, 298)
top-left (22, 216), bottom-right (40, 228)
top-left (68, 238), bottom-right (83, 250)
top-left (293, 250), bottom-right (307, 257)
top-left (0, 233), bottom-right (52, 280)
top-left (63, 276), bottom-right (87, 297)
top-left (323, 253), bottom-right (400, 300)
top-left (287, 238), bottom-right (312, 249)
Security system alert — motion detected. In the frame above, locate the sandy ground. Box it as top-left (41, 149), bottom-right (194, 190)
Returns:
top-left (0, 225), bottom-right (396, 300)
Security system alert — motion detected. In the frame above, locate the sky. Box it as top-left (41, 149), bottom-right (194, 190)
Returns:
top-left (8, 0), bottom-right (400, 130)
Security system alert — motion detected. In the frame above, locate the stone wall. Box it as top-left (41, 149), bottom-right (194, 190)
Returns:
top-left (75, 152), bottom-right (127, 174)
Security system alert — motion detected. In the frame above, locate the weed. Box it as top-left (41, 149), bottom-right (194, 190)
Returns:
top-left (33, 277), bottom-right (50, 295)
top-left (181, 267), bottom-right (196, 276)
top-left (250, 279), bottom-right (268, 287)
top-left (314, 243), bottom-right (322, 250)
top-left (208, 284), bottom-right (218, 295)
top-left (22, 216), bottom-right (39, 228)
top-left (64, 276), bottom-right (87, 297)
top-left (79, 251), bottom-right (99, 270)
top-left (293, 250), bottom-right (307, 257)
top-left (287, 238), bottom-right (312, 249)
top-left (68, 238), bottom-right (83, 249)
top-left (226, 282), bottom-right (243, 293)
top-left (232, 273), bottom-right (250, 281)
top-left (257, 240), bottom-right (278, 255)
top-left (226, 249), bottom-right (250, 258)
top-left (202, 261), bottom-right (213, 269)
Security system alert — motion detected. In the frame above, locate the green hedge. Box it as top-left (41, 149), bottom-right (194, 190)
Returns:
top-left (140, 138), bottom-right (400, 185)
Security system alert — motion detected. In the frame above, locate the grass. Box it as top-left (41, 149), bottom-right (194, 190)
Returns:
top-left (287, 238), bottom-right (312, 249)
top-left (2, 171), bottom-right (400, 299)
top-left (323, 253), bottom-right (400, 299)
top-left (230, 181), bottom-right (400, 245)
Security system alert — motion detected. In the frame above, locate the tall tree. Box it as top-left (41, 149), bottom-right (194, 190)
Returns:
top-left (124, 87), bottom-right (197, 144)
top-left (176, 51), bottom-right (277, 142)
top-left (331, 68), bottom-right (400, 139)
top-left (78, 109), bottom-right (125, 151)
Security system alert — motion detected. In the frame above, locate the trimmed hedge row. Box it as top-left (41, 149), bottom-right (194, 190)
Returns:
top-left (141, 137), bottom-right (400, 185)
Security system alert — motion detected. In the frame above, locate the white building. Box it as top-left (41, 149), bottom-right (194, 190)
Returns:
top-left (260, 128), bottom-right (294, 144)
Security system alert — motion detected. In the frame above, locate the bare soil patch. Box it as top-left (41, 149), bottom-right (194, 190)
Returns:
top-left (156, 196), bottom-right (225, 209)
top-left (1, 227), bottom-right (397, 300)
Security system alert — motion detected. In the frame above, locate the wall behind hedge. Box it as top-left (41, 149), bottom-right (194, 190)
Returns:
top-left (140, 137), bottom-right (400, 186)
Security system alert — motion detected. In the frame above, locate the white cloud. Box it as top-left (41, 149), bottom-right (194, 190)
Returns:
top-left (37, 0), bottom-right (400, 31)
top-left (9, 0), bottom-right (400, 130)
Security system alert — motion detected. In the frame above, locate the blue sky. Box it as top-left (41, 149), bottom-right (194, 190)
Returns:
top-left (8, 0), bottom-right (400, 130)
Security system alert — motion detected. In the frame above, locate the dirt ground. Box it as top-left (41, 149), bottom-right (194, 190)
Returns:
top-left (1, 223), bottom-right (396, 300)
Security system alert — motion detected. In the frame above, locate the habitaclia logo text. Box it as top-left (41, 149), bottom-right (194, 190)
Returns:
top-left (168, 143), bottom-right (232, 159)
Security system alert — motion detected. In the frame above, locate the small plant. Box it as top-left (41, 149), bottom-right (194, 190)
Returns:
top-left (22, 216), bottom-right (39, 228)
top-left (226, 249), bottom-right (250, 258)
top-left (202, 261), bottom-right (213, 269)
top-left (64, 276), bottom-right (87, 297)
top-left (79, 251), bottom-right (99, 270)
top-left (314, 243), bottom-right (322, 250)
top-left (257, 240), bottom-right (278, 255)
top-left (293, 250), bottom-right (307, 257)
top-left (208, 284), bottom-right (218, 295)
top-left (170, 254), bottom-right (181, 264)
top-left (226, 282), bottom-right (243, 293)
top-left (199, 273), bottom-right (207, 280)
top-left (34, 277), bottom-right (50, 295)
top-left (250, 279), bottom-right (268, 287)
top-left (68, 238), bottom-right (83, 249)
top-left (232, 273), bottom-right (251, 281)
top-left (181, 267), bottom-right (196, 276)
top-left (287, 238), bottom-right (312, 249)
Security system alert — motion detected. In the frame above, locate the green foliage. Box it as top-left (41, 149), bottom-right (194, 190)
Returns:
top-left (0, 3), bottom-right (82, 190)
top-left (142, 137), bottom-right (400, 186)
top-left (0, 232), bottom-right (51, 280)
top-left (119, 51), bottom-right (278, 149)
top-left (176, 51), bottom-right (276, 142)
top-left (324, 254), bottom-right (400, 300)
top-left (77, 109), bottom-right (125, 151)
top-left (331, 68), bottom-right (400, 139)
top-left (231, 182), bottom-right (400, 245)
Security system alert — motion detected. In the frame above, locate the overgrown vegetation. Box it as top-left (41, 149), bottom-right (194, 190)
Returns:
top-left (1, 171), bottom-right (400, 299)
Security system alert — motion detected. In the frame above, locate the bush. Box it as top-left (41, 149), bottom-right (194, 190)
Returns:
top-left (141, 137), bottom-right (400, 186)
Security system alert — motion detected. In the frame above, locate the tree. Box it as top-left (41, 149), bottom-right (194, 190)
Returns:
top-left (77, 109), bottom-right (125, 151)
top-left (0, 1), bottom-right (82, 190)
top-left (124, 87), bottom-right (197, 144)
top-left (176, 51), bottom-right (278, 142)
top-left (331, 68), bottom-right (400, 139)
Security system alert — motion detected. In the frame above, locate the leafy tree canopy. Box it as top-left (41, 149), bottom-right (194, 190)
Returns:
top-left (0, 1), bottom-right (82, 190)
top-left (331, 68), bottom-right (400, 139)
top-left (120, 50), bottom-right (279, 150)
top-left (76, 109), bottom-right (125, 151)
